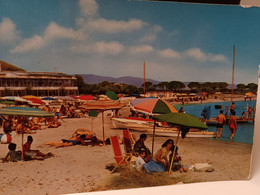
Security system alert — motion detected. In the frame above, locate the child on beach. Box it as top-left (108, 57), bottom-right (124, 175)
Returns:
top-left (135, 148), bottom-right (146, 172)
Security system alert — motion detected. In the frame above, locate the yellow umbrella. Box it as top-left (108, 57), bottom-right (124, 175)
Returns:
top-left (22, 95), bottom-right (41, 99)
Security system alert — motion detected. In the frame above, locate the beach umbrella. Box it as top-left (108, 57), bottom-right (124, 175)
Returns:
top-left (79, 100), bottom-right (123, 142)
top-left (0, 96), bottom-right (30, 103)
top-left (41, 96), bottom-right (57, 100)
top-left (106, 91), bottom-right (119, 100)
top-left (0, 106), bottom-right (53, 160)
top-left (245, 92), bottom-right (254, 96)
top-left (200, 92), bottom-right (208, 96)
top-left (73, 95), bottom-right (94, 101)
top-left (130, 98), bottom-right (178, 115)
top-left (24, 98), bottom-right (45, 106)
top-left (153, 112), bottom-right (208, 172)
top-left (22, 95), bottom-right (41, 99)
top-left (0, 100), bottom-right (15, 105)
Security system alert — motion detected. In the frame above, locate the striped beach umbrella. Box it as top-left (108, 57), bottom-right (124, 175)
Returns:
top-left (130, 98), bottom-right (178, 115)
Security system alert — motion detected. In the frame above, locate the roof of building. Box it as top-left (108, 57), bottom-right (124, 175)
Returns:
top-left (0, 60), bottom-right (75, 79)
top-left (0, 60), bottom-right (26, 72)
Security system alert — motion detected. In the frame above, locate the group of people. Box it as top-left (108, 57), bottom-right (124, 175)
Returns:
top-left (2, 136), bottom-right (53, 163)
top-left (216, 102), bottom-right (237, 140)
top-left (133, 134), bottom-right (186, 174)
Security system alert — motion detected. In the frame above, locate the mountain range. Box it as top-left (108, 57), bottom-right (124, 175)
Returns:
top-left (79, 74), bottom-right (235, 89)
top-left (80, 74), bottom-right (161, 87)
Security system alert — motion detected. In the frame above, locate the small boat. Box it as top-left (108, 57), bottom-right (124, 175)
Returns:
top-left (112, 117), bottom-right (216, 138)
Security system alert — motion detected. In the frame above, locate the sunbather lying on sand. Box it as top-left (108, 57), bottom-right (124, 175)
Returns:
top-left (45, 129), bottom-right (103, 148)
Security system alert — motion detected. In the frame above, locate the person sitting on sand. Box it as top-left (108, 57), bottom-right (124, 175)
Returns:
top-left (135, 148), bottom-right (146, 172)
top-left (216, 110), bottom-right (226, 139)
top-left (23, 136), bottom-right (53, 159)
top-left (143, 139), bottom-right (173, 174)
top-left (3, 116), bottom-right (13, 134)
top-left (47, 116), bottom-right (62, 128)
top-left (134, 134), bottom-right (151, 162)
top-left (229, 110), bottom-right (237, 140)
top-left (169, 145), bottom-right (187, 173)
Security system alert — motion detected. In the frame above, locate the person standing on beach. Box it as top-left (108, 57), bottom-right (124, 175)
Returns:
top-left (216, 110), bottom-right (226, 139)
top-left (229, 102), bottom-right (236, 115)
top-left (229, 110), bottom-right (237, 140)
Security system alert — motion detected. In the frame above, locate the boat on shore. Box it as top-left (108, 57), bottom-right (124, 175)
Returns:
top-left (112, 117), bottom-right (216, 138)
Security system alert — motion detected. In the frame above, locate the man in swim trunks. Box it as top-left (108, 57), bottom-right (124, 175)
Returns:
top-left (216, 110), bottom-right (226, 139)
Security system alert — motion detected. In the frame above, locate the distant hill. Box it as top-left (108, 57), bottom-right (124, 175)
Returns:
top-left (79, 74), bottom-right (235, 89)
top-left (80, 74), bottom-right (160, 87)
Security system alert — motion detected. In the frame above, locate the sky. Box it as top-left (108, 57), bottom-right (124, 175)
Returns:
top-left (0, 0), bottom-right (260, 84)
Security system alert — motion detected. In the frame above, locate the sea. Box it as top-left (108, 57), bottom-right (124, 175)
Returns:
top-left (174, 100), bottom-right (256, 144)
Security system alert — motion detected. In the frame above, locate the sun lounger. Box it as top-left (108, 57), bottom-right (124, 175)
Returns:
top-left (110, 135), bottom-right (132, 173)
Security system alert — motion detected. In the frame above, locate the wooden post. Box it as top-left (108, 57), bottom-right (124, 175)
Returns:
top-left (231, 45), bottom-right (235, 103)
top-left (152, 120), bottom-right (156, 155)
top-left (169, 128), bottom-right (181, 173)
top-left (144, 62), bottom-right (146, 95)
top-left (102, 111), bottom-right (105, 143)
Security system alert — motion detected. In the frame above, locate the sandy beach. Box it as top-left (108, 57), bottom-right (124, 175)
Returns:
top-left (0, 98), bottom-right (253, 195)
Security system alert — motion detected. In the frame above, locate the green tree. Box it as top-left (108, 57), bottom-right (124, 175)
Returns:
top-left (157, 82), bottom-right (169, 90)
top-left (247, 83), bottom-right (258, 93)
top-left (236, 83), bottom-right (247, 93)
top-left (167, 81), bottom-right (185, 92)
top-left (188, 82), bottom-right (201, 91)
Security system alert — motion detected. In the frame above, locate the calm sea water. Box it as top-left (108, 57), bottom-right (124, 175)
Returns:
top-left (174, 101), bottom-right (256, 144)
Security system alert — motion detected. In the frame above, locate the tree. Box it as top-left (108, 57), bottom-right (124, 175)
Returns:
top-left (157, 82), bottom-right (169, 90)
top-left (167, 81), bottom-right (185, 92)
top-left (188, 82), bottom-right (201, 90)
top-left (247, 83), bottom-right (258, 93)
top-left (236, 83), bottom-right (246, 93)
top-left (141, 82), bottom-right (153, 91)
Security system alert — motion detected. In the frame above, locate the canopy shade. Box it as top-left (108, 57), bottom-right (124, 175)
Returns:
top-left (80, 100), bottom-right (123, 111)
top-left (0, 106), bottom-right (53, 117)
top-left (130, 98), bottom-right (178, 115)
top-left (153, 112), bottom-right (208, 130)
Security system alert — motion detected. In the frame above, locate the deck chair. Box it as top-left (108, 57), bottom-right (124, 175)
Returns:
top-left (122, 129), bottom-right (133, 154)
top-left (110, 135), bottom-right (132, 173)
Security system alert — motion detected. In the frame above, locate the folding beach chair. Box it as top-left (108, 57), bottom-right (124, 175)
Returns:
top-left (110, 135), bottom-right (132, 173)
top-left (122, 129), bottom-right (133, 154)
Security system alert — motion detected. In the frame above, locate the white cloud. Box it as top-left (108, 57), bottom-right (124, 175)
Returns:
top-left (92, 41), bottom-right (124, 55)
top-left (129, 45), bottom-right (154, 54)
top-left (158, 49), bottom-right (180, 59)
top-left (79, 0), bottom-right (98, 17)
top-left (0, 18), bottom-right (20, 44)
top-left (11, 35), bottom-right (44, 53)
top-left (44, 22), bottom-right (84, 41)
top-left (87, 18), bottom-right (146, 33)
top-left (11, 22), bottom-right (83, 53)
top-left (184, 48), bottom-right (227, 62)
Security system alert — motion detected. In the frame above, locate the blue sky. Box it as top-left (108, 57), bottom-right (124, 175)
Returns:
top-left (0, 0), bottom-right (259, 84)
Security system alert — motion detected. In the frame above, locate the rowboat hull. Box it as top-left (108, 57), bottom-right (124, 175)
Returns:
top-left (112, 118), bottom-right (216, 138)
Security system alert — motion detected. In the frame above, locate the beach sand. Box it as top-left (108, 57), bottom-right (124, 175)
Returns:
top-left (0, 99), bottom-right (253, 195)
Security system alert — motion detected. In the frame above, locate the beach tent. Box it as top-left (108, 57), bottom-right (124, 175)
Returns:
top-left (153, 112), bottom-right (208, 172)
top-left (79, 100), bottom-right (123, 142)
top-left (130, 98), bottom-right (178, 115)
top-left (0, 106), bottom-right (53, 160)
